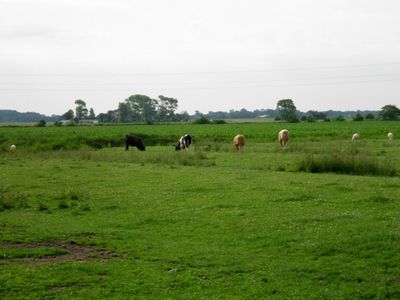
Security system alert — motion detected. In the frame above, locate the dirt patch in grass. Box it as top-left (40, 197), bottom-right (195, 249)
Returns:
top-left (0, 241), bottom-right (115, 264)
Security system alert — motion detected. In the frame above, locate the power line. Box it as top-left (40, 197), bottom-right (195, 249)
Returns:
top-left (2, 72), bottom-right (400, 86)
top-left (1, 77), bottom-right (400, 92)
top-left (1, 62), bottom-right (400, 77)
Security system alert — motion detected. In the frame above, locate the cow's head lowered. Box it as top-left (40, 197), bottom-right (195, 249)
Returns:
top-left (125, 135), bottom-right (146, 151)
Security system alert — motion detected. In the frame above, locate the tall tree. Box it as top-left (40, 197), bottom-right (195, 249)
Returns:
top-left (74, 99), bottom-right (88, 120)
top-left (88, 108), bottom-right (95, 119)
top-left (157, 95), bottom-right (178, 121)
top-left (175, 111), bottom-right (190, 122)
top-left (125, 95), bottom-right (158, 123)
top-left (379, 104), bottom-right (400, 120)
top-left (61, 109), bottom-right (74, 120)
top-left (98, 110), bottom-right (117, 123)
top-left (117, 102), bottom-right (131, 123)
top-left (276, 99), bottom-right (299, 122)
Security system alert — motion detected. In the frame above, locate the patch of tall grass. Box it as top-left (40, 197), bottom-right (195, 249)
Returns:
top-left (0, 186), bottom-right (30, 211)
top-left (297, 153), bottom-right (397, 177)
top-left (5, 149), bottom-right (215, 167)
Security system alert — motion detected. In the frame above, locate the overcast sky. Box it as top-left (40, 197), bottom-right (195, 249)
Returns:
top-left (1, 0), bottom-right (400, 115)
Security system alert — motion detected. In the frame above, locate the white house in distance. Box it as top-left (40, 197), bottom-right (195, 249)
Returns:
top-left (59, 119), bottom-right (99, 125)
top-left (79, 119), bottom-right (99, 125)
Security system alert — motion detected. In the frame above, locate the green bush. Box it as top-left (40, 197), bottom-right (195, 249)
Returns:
top-left (353, 113), bottom-right (364, 121)
top-left (212, 119), bottom-right (226, 124)
top-left (335, 115), bottom-right (345, 121)
top-left (36, 120), bottom-right (46, 127)
top-left (192, 117), bottom-right (211, 124)
top-left (365, 113), bottom-right (375, 120)
top-left (306, 116), bottom-right (316, 122)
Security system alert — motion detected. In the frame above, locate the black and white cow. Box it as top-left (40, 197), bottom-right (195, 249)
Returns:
top-left (125, 135), bottom-right (145, 151)
top-left (175, 134), bottom-right (192, 151)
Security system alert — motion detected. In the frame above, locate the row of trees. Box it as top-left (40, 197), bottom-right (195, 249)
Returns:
top-left (115, 95), bottom-right (187, 123)
top-left (60, 96), bottom-right (399, 124)
top-left (275, 99), bottom-right (400, 122)
top-left (202, 105), bottom-right (381, 121)
top-left (62, 95), bottom-right (190, 124)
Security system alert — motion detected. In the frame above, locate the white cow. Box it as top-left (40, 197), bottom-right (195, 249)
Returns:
top-left (175, 134), bottom-right (192, 151)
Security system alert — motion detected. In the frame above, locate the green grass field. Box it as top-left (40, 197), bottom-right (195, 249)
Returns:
top-left (1, 121), bottom-right (400, 299)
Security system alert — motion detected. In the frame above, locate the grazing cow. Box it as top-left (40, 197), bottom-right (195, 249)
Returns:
top-left (352, 133), bottom-right (360, 141)
top-left (175, 134), bottom-right (192, 151)
top-left (388, 132), bottom-right (394, 141)
top-left (233, 134), bottom-right (245, 151)
top-left (125, 135), bottom-right (145, 151)
top-left (278, 129), bottom-right (289, 147)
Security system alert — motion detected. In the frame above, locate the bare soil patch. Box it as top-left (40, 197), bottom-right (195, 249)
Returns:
top-left (0, 241), bottom-right (115, 264)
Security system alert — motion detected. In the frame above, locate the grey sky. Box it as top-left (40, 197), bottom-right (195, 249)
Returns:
top-left (1, 0), bottom-right (399, 115)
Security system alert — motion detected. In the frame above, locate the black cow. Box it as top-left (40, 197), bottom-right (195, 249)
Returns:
top-left (175, 134), bottom-right (192, 151)
top-left (125, 135), bottom-right (145, 151)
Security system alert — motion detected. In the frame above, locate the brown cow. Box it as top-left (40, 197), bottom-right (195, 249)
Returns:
top-left (278, 129), bottom-right (289, 147)
top-left (233, 134), bottom-right (245, 151)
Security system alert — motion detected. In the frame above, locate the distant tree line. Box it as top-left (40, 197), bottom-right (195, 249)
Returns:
top-left (201, 100), bottom-right (391, 122)
top-left (271, 99), bottom-right (399, 123)
top-left (1, 97), bottom-right (399, 123)
top-left (0, 110), bottom-right (59, 123)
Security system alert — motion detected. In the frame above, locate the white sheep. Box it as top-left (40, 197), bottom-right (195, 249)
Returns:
top-left (388, 132), bottom-right (394, 141)
top-left (352, 133), bottom-right (360, 141)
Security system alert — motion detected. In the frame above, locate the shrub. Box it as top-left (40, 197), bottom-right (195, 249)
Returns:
top-left (365, 113), bottom-right (375, 120)
top-left (36, 120), bottom-right (47, 127)
top-left (192, 117), bottom-right (212, 124)
top-left (212, 119), bottom-right (226, 124)
top-left (353, 113), bottom-right (364, 121)
top-left (335, 115), bottom-right (345, 121)
top-left (306, 116), bottom-right (316, 122)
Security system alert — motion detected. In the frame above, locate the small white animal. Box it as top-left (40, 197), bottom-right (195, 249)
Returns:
top-left (352, 133), bottom-right (359, 141)
top-left (10, 144), bottom-right (16, 151)
top-left (388, 132), bottom-right (394, 141)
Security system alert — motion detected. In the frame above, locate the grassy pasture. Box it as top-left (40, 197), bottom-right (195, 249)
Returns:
top-left (1, 121), bottom-right (398, 151)
top-left (1, 121), bottom-right (400, 299)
